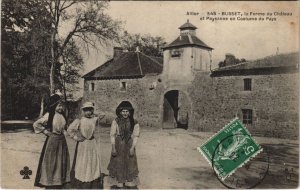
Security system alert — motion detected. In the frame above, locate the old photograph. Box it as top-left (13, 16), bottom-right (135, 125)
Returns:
top-left (1, 0), bottom-right (299, 189)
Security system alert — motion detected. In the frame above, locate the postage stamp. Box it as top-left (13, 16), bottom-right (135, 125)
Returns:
top-left (197, 118), bottom-right (263, 181)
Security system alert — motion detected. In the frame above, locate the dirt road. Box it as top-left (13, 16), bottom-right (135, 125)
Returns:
top-left (1, 126), bottom-right (298, 189)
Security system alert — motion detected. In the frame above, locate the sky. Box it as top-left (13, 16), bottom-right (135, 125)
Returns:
top-left (82, 1), bottom-right (299, 74)
top-left (61, 1), bottom-right (299, 98)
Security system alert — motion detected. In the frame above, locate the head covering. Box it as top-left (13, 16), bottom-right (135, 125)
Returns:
top-left (116, 101), bottom-right (135, 134)
top-left (81, 102), bottom-right (95, 109)
top-left (116, 101), bottom-right (134, 116)
top-left (46, 94), bottom-right (61, 112)
top-left (46, 93), bottom-right (65, 131)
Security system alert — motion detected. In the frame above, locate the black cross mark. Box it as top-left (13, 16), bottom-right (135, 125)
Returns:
top-left (20, 166), bottom-right (32, 179)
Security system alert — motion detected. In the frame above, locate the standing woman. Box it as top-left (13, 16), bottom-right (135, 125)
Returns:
top-left (67, 102), bottom-right (104, 189)
top-left (33, 94), bottom-right (70, 188)
top-left (107, 101), bottom-right (140, 189)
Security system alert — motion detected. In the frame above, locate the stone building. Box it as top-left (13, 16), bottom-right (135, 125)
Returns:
top-left (191, 52), bottom-right (299, 139)
top-left (82, 20), bottom-right (299, 139)
top-left (82, 47), bottom-right (164, 127)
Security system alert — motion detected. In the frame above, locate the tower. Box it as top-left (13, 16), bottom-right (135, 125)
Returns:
top-left (162, 20), bottom-right (213, 82)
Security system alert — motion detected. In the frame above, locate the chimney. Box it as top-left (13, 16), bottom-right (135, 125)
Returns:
top-left (113, 47), bottom-right (123, 58)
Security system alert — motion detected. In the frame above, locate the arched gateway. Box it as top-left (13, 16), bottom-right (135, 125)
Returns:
top-left (162, 90), bottom-right (191, 129)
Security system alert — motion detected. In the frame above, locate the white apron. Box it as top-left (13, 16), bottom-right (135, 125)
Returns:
top-left (73, 117), bottom-right (101, 182)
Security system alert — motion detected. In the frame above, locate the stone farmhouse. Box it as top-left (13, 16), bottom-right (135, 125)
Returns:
top-left (82, 20), bottom-right (299, 139)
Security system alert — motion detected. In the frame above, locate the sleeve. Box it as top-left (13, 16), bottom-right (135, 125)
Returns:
top-left (96, 111), bottom-right (106, 120)
top-left (95, 112), bottom-right (105, 128)
top-left (67, 119), bottom-right (80, 138)
top-left (110, 120), bottom-right (118, 145)
top-left (33, 113), bottom-right (49, 134)
top-left (132, 123), bottom-right (140, 148)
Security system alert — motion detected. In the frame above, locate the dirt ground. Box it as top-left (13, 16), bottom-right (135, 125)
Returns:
top-left (1, 125), bottom-right (299, 189)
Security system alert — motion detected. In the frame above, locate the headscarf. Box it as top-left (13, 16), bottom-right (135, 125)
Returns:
top-left (46, 94), bottom-right (65, 131)
top-left (115, 101), bottom-right (136, 141)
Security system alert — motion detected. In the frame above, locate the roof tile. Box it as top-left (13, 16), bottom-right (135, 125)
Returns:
top-left (163, 35), bottom-right (213, 50)
top-left (83, 52), bottom-right (163, 80)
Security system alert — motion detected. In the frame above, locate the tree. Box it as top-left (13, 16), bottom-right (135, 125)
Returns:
top-left (1, 0), bottom-right (53, 119)
top-left (46, 0), bottom-right (121, 93)
top-left (120, 31), bottom-right (166, 57)
top-left (60, 40), bottom-right (84, 97)
top-left (1, 0), bottom-right (122, 119)
top-left (218, 54), bottom-right (247, 68)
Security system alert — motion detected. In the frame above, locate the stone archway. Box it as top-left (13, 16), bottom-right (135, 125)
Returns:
top-left (162, 90), bottom-right (191, 129)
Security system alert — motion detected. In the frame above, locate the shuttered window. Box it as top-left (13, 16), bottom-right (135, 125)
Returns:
top-left (242, 109), bottom-right (253, 124)
top-left (244, 78), bottom-right (252, 91)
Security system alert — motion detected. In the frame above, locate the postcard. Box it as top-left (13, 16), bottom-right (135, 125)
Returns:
top-left (1, 1), bottom-right (299, 189)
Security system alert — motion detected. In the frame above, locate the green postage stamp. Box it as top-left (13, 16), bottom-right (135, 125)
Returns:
top-left (198, 118), bottom-right (263, 181)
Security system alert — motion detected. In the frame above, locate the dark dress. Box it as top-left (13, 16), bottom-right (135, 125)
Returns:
top-left (107, 118), bottom-right (140, 186)
top-left (33, 113), bottom-right (70, 187)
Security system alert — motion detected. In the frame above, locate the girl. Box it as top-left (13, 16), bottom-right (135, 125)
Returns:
top-left (67, 102), bottom-right (104, 189)
top-left (33, 93), bottom-right (70, 188)
top-left (107, 101), bottom-right (140, 189)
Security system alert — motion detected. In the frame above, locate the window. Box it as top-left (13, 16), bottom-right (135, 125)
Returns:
top-left (242, 109), bottom-right (253, 124)
top-left (89, 82), bottom-right (95, 91)
top-left (171, 49), bottom-right (182, 57)
top-left (120, 82), bottom-right (127, 91)
top-left (149, 82), bottom-right (157, 90)
top-left (244, 78), bottom-right (252, 91)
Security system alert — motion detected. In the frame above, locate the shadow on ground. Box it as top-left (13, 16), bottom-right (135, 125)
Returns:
top-left (174, 167), bottom-right (222, 189)
top-left (258, 143), bottom-right (299, 188)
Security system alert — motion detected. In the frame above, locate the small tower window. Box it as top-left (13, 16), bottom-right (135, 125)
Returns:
top-left (89, 82), bottom-right (95, 91)
top-left (120, 82), bottom-right (127, 91)
top-left (149, 82), bottom-right (157, 90)
top-left (244, 78), bottom-right (252, 91)
top-left (171, 49), bottom-right (182, 58)
top-left (242, 109), bottom-right (253, 124)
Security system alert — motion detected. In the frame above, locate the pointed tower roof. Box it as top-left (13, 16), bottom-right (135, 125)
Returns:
top-left (163, 20), bottom-right (213, 50)
top-left (179, 19), bottom-right (197, 30)
top-left (163, 35), bottom-right (213, 50)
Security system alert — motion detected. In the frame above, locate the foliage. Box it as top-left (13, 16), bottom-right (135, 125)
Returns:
top-left (1, 0), bottom-right (52, 119)
top-left (1, 0), bottom-right (121, 119)
top-left (120, 31), bottom-right (167, 57)
top-left (46, 0), bottom-right (122, 92)
top-left (218, 54), bottom-right (247, 68)
top-left (60, 40), bottom-right (84, 94)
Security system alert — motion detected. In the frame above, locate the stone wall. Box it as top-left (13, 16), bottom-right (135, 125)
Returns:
top-left (188, 71), bottom-right (299, 139)
top-left (83, 75), bottom-right (164, 127)
top-left (82, 70), bottom-right (299, 139)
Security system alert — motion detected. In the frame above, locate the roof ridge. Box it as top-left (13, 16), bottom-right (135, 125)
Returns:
top-left (140, 52), bottom-right (163, 67)
top-left (136, 52), bottom-right (143, 75)
top-left (214, 52), bottom-right (300, 71)
top-left (212, 62), bottom-right (248, 71)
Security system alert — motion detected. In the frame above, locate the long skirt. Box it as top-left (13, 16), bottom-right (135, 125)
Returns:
top-left (107, 136), bottom-right (139, 186)
top-left (70, 139), bottom-right (103, 189)
top-left (34, 134), bottom-right (70, 187)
